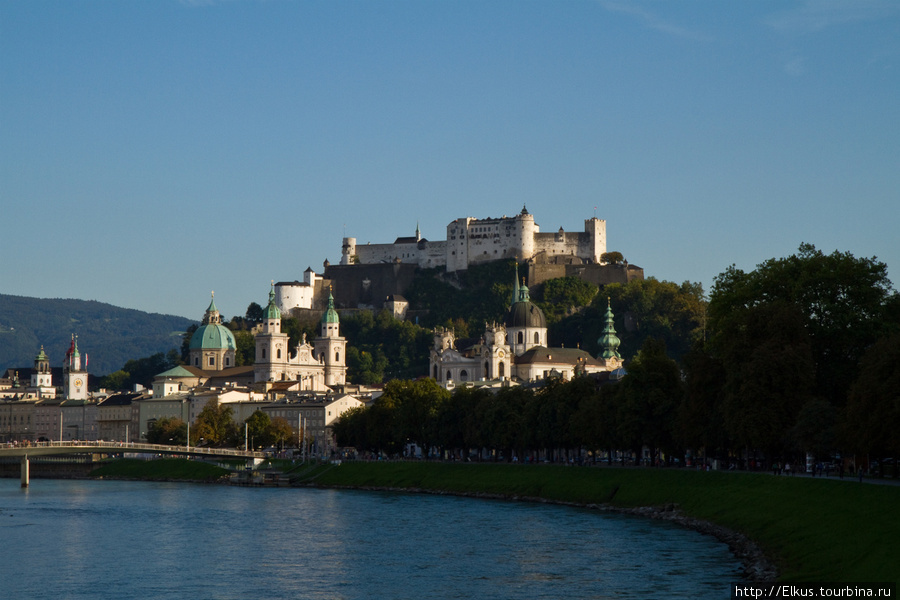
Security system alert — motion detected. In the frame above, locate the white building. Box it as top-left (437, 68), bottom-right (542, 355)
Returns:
top-left (430, 266), bottom-right (623, 388)
top-left (254, 285), bottom-right (347, 390)
top-left (341, 206), bottom-right (607, 272)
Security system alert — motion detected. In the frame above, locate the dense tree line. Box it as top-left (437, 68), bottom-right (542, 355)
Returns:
top-left (146, 401), bottom-right (294, 450)
top-left (335, 245), bottom-right (899, 473)
top-left (332, 343), bottom-right (683, 463)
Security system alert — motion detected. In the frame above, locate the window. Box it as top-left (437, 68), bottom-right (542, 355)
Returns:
top-left (276, 349), bottom-right (282, 359)
top-left (517, 332), bottom-right (524, 344)
top-left (225, 357), bottom-right (231, 367)
top-left (433, 365), bottom-right (438, 379)
top-left (446, 370), bottom-right (452, 381)
top-left (499, 362), bottom-right (505, 377)
top-left (335, 351), bottom-right (340, 362)
top-left (534, 332), bottom-right (540, 344)
top-left (460, 369), bottom-right (468, 381)
top-left (208, 356), bottom-right (215, 367)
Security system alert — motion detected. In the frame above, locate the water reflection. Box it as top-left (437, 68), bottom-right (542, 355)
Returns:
top-left (0, 480), bottom-right (742, 599)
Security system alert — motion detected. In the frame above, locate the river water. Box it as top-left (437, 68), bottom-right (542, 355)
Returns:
top-left (0, 479), bottom-right (743, 599)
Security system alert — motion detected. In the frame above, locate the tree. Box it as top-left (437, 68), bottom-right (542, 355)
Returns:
top-left (194, 400), bottom-right (236, 447)
top-left (709, 243), bottom-right (896, 406)
top-left (615, 338), bottom-right (683, 463)
top-left (601, 251), bottom-right (625, 265)
top-left (555, 278), bottom-right (706, 364)
top-left (843, 332), bottom-right (900, 471)
top-left (533, 277), bottom-right (598, 325)
top-left (269, 417), bottom-right (295, 450)
top-left (718, 301), bottom-right (815, 459)
top-left (233, 330), bottom-right (255, 367)
top-left (245, 302), bottom-right (264, 325)
top-left (245, 410), bottom-right (273, 449)
top-left (382, 378), bottom-right (450, 455)
top-left (146, 417), bottom-right (186, 445)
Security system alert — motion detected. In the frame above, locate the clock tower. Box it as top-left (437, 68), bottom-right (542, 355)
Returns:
top-left (63, 334), bottom-right (89, 400)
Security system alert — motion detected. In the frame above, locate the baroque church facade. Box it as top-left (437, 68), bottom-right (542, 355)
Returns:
top-left (253, 285), bottom-right (347, 390)
top-left (429, 266), bottom-right (623, 388)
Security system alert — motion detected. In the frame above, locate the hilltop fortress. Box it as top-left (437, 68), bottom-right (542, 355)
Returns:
top-left (340, 205), bottom-right (605, 271)
top-left (324, 206), bottom-right (642, 310)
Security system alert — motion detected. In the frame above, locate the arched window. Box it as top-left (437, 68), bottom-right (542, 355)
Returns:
top-left (517, 331), bottom-right (524, 344)
top-left (499, 362), bottom-right (505, 377)
top-left (335, 351), bottom-right (340, 362)
top-left (276, 349), bottom-right (282, 359)
top-left (484, 361), bottom-right (489, 376)
top-left (460, 370), bottom-right (468, 381)
top-left (534, 332), bottom-right (540, 344)
top-left (446, 370), bottom-right (452, 381)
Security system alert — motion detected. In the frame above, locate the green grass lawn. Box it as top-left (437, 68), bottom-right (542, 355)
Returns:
top-left (307, 461), bottom-right (899, 584)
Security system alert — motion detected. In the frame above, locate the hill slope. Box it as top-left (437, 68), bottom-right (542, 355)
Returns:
top-left (0, 294), bottom-right (196, 376)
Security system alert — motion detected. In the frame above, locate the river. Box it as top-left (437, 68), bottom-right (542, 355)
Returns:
top-left (0, 479), bottom-right (743, 599)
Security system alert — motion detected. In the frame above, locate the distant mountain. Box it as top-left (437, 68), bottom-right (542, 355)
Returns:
top-left (0, 294), bottom-right (196, 376)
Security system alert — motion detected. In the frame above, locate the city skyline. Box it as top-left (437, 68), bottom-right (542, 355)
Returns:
top-left (2, 1), bottom-right (898, 319)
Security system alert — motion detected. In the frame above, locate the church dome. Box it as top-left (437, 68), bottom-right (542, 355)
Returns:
top-left (189, 292), bottom-right (236, 352)
top-left (505, 267), bottom-right (546, 329)
top-left (506, 299), bottom-right (546, 329)
top-left (189, 323), bottom-right (236, 351)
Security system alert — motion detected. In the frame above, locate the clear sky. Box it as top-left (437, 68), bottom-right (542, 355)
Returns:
top-left (2, 0), bottom-right (898, 320)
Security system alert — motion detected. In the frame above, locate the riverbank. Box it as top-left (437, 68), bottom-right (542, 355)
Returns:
top-left (81, 458), bottom-right (898, 584)
top-left (299, 461), bottom-right (899, 584)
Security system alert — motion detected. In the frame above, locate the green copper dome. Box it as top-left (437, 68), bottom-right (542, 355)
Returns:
top-left (322, 291), bottom-right (339, 324)
top-left (189, 323), bottom-right (237, 351)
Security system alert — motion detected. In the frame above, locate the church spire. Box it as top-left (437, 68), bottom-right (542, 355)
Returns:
top-left (598, 298), bottom-right (622, 360)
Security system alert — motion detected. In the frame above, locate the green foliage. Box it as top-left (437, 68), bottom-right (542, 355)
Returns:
top-left (194, 400), bottom-right (237, 447)
top-left (600, 251), bottom-right (624, 265)
top-left (552, 277), bottom-right (706, 363)
top-left (245, 410), bottom-right (273, 449)
top-left (100, 350), bottom-right (180, 390)
top-left (614, 338), bottom-right (683, 459)
top-left (709, 243), bottom-right (896, 406)
top-left (532, 276), bottom-right (598, 324)
top-left (146, 417), bottom-right (186, 445)
top-left (404, 262), bottom-right (516, 331)
top-left (340, 310), bottom-right (431, 383)
top-left (843, 332), bottom-right (900, 463)
top-left (0, 294), bottom-right (194, 376)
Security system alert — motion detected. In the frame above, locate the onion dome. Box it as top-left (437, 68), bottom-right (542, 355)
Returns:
top-left (265, 283), bottom-right (281, 320)
top-left (322, 289), bottom-right (339, 324)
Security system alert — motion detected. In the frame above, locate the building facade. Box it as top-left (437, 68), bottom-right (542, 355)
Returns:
top-left (430, 266), bottom-right (623, 388)
top-left (341, 206), bottom-right (606, 273)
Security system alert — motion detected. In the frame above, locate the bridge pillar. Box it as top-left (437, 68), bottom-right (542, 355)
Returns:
top-left (21, 455), bottom-right (29, 488)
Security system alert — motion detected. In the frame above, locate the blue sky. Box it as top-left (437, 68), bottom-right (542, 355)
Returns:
top-left (2, 0), bottom-right (898, 320)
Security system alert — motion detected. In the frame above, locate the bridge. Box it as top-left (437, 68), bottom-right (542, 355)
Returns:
top-left (0, 441), bottom-right (266, 487)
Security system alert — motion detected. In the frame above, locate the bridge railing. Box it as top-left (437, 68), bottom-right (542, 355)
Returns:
top-left (1, 440), bottom-right (263, 458)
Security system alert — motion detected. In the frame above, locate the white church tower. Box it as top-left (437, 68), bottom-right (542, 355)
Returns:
top-left (314, 289), bottom-right (347, 387)
top-left (255, 283), bottom-right (290, 382)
